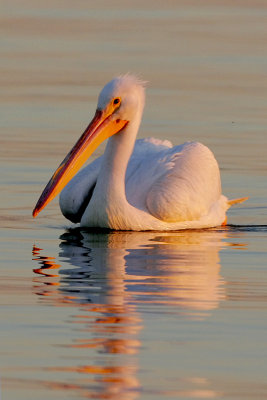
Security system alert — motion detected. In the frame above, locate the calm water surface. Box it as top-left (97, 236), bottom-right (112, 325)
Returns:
top-left (1, 1), bottom-right (267, 399)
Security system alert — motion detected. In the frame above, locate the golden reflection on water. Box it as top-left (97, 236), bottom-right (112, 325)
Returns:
top-left (31, 228), bottom-right (245, 399)
top-left (33, 229), bottom-right (229, 312)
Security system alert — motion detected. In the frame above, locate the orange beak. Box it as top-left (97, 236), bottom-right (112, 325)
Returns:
top-left (33, 108), bottom-right (128, 217)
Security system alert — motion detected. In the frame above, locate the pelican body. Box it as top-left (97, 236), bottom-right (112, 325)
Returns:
top-left (33, 75), bottom-right (246, 230)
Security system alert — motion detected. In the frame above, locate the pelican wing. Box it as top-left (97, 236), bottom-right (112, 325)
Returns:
top-left (125, 140), bottom-right (222, 223)
top-left (146, 142), bottom-right (222, 222)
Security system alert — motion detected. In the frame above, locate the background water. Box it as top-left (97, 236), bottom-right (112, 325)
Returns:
top-left (1, 1), bottom-right (267, 399)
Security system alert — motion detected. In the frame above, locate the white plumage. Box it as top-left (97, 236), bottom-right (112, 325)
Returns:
top-left (34, 74), bottom-right (246, 230)
top-left (60, 137), bottom-right (228, 230)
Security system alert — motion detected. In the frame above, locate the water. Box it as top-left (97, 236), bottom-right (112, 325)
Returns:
top-left (1, 1), bottom-right (267, 399)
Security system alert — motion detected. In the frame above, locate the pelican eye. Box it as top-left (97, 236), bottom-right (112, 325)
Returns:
top-left (113, 98), bottom-right (121, 105)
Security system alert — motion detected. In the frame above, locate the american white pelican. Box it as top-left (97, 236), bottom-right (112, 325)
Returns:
top-left (33, 75), bottom-right (247, 230)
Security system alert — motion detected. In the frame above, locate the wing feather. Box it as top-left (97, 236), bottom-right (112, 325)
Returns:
top-left (146, 142), bottom-right (222, 222)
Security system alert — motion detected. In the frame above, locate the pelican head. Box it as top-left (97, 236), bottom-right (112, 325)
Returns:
top-left (33, 74), bottom-right (146, 217)
top-left (98, 74), bottom-right (146, 121)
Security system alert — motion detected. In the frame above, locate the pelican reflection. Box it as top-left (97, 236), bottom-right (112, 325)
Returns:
top-left (32, 228), bottom-right (233, 399)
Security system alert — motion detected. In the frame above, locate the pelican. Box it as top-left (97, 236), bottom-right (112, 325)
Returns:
top-left (33, 75), bottom-right (247, 230)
